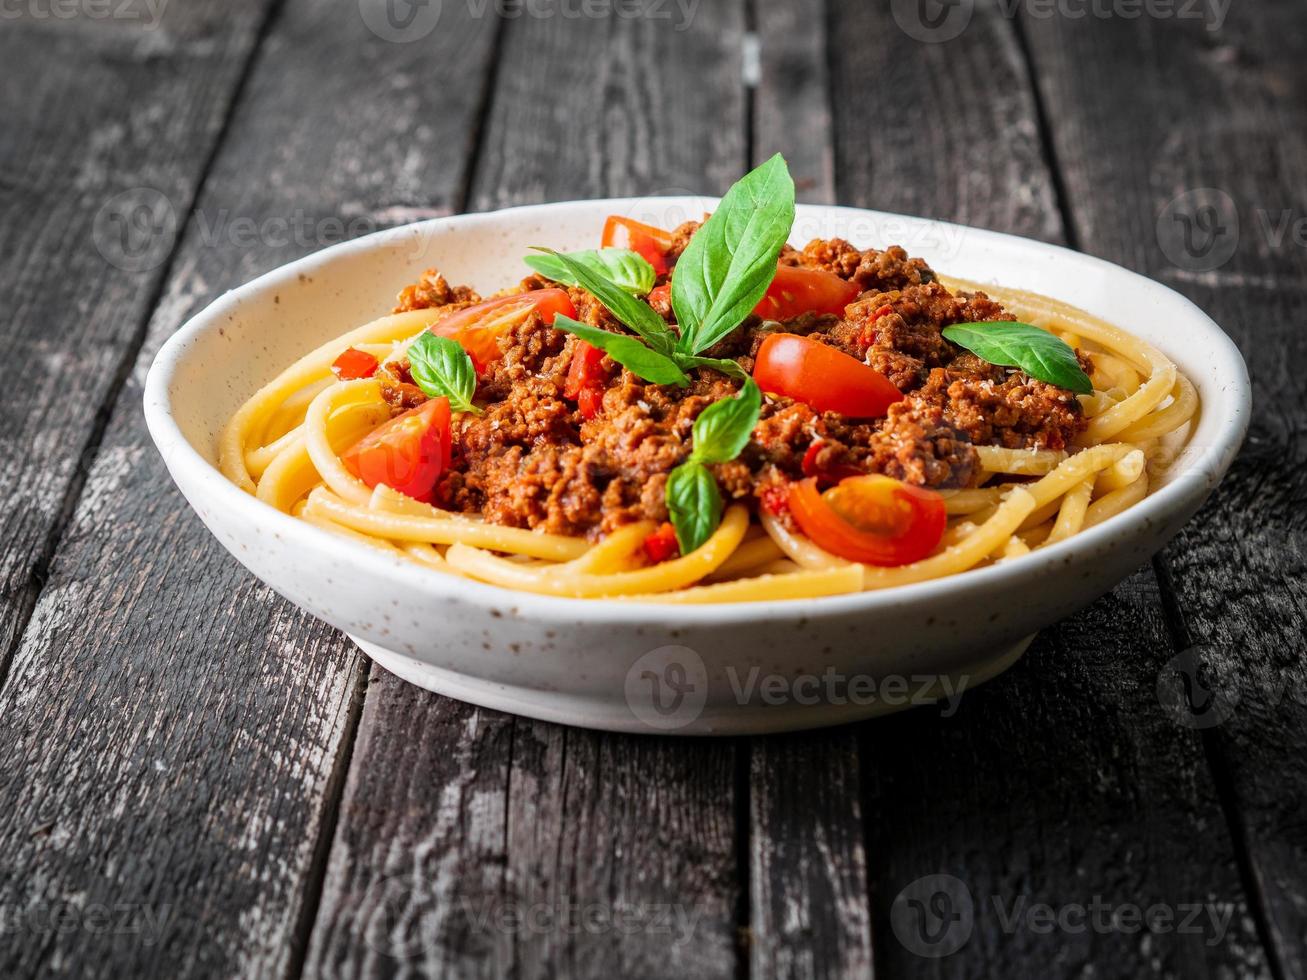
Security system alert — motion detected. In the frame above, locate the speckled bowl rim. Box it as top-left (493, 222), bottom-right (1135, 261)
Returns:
top-left (144, 199), bottom-right (1251, 626)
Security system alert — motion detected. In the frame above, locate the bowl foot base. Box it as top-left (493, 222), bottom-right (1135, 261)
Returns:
top-left (348, 634), bottom-right (1035, 735)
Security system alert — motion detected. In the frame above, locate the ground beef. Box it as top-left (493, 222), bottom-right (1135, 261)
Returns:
top-left (387, 237), bottom-right (1087, 538)
top-left (665, 220), bottom-right (702, 262)
top-left (392, 269), bottom-right (480, 313)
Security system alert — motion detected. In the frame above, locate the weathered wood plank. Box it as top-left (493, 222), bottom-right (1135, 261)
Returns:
top-left (829, 0), bottom-right (1061, 243)
top-left (0, 0), bottom-right (273, 680)
top-left (0, 1), bottom-right (501, 977)
top-left (305, 3), bottom-right (751, 977)
top-left (865, 572), bottom-right (1267, 978)
top-left (827, 2), bottom-right (1269, 975)
top-left (1021, 5), bottom-right (1307, 975)
top-left (754, 0), bottom-right (834, 205)
top-left (468, 0), bottom-right (746, 210)
top-left (747, 4), bottom-right (873, 978)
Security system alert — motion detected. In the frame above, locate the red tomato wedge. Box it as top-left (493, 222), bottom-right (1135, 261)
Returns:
top-left (431, 289), bottom-right (576, 373)
top-left (642, 522), bottom-right (680, 563)
top-left (754, 265), bottom-right (859, 321)
top-left (331, 347), bottom-right (380, 380)
top-left (788, 475), bottom-right (946, 566)
top-left (601, 216), bottom-right (674, 275)
top-left (753, 333), bottom-right (902, 417)
top-left (564, 341), bottom-right (607, 419)
top-left (341, 397), bottom-right (452, 501)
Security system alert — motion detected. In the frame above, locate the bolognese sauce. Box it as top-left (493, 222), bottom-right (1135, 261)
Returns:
top-left (379, 229), bottom-right (1088, 539)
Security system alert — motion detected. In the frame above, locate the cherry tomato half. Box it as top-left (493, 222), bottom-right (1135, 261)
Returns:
top-left (753, 333), bottom-right (902, 417)
top-left (340, 397), bottom-right (452, 501)
top-left (601, 215), bottom-right (675, 275)
top-left (331, 347), bottom-right (380, 380)
top-left (788, 475), bottom-right (946, 566)
top-left (431, 288), bottom-right (576, 373)
top-left (754, 265), bottom-right (859, 321)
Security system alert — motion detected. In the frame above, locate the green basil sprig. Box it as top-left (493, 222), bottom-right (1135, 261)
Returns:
top-left (525, 247), bottom-right (656, 297)
top-left (551, 315), bottom-right (690, 386)
top-left (689, 375), bottom-right (762, 463)
top-left (672, 153), bottom-right (796, 355)
top-left (531, 247), bottom-right (677, 356)
top-left (526, 154), bottom-right (796, 389)
top-left (407, 333), bottom-right (481, 414)
top-left (666, 378), bottom-right (762, 553)
top-left (666, 463), bottom-right (722, 557)
top-left (941, 321), bottom-right (1093, 394)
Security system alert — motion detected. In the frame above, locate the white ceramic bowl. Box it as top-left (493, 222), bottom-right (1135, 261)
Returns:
top-left (144, 199), bottom-right (1249, 734)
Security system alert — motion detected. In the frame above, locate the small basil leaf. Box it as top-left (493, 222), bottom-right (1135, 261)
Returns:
top-left (531, 247), bottom-right (676, 355)
top-left (672, 154), bottom-right (796, 355)
top-left (941, 321), bottom-right (1094, 394)
top-left (674, 354), bottom-right (748, 381)
top-left (407, 332), bottom-right (481, 413)
top-left (665, 460), bottom-right (723, 554)
top-left (689, 377), bottom-right (762, 465)
top-left (524, 248), bottom-right (656, 296)
top-left (552, 315), bottom-right (690, 387)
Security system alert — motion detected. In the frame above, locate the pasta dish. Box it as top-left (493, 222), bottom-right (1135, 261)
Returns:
top-left (218, 157), bottom-right (1196, 603)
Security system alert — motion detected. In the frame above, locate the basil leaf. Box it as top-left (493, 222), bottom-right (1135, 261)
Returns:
top-left (531, 247), bottom-right (676, 355)
top-left (941, 321), bottom-right (1093, 394)
top-left (666, 460), bottom-right (723, 554)
top-left (672, 154), bottom-right (795, 355)
top-left (689, 378), bottom-right (761, 465)
top-left (674, 354), bottom-right (748, 381)
top-left (524, 248), bottom-right (656, 296)
top-left (407, 332), bottom-right (481, 414)
top-left (552, 315), bottom-right (690, 387)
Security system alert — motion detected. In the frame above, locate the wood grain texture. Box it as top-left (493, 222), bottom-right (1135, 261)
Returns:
top-left (753, 0), bottom-right (835, 204)
top-left (1020, 5), bottom-right (1307, 975)
top-left (304, 4), bottom-right (751, 978)
top-left (0, 0), bottom-right (272, 683)
top-left (828, 0), bottom-right (1061, 243)
top-left (469, 0), bottom-right (747, 206)
top-left (0, 1), bottom-right (501, 977)
top-left (748, 5), bottom-right (873, 979)
top-left (826, 2), bottom-right (1269, 976)
top-left (864, 573), bottom-right (1268, 978)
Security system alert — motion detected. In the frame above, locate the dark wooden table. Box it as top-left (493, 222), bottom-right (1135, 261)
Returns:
top-left (4, 1), bottom-right (1304, 976)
